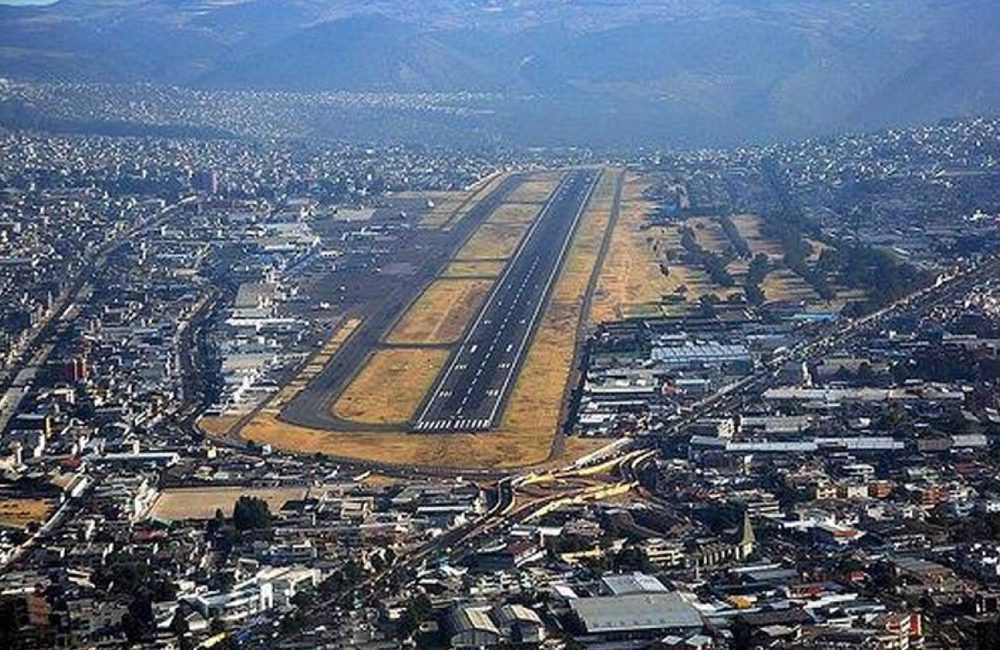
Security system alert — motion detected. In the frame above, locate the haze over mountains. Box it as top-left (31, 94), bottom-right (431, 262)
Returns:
top-left (1, 0), bottom-right (999, 146)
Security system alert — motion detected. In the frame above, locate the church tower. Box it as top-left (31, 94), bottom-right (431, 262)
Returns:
top-left (736, 509), bottom-right (756, 560)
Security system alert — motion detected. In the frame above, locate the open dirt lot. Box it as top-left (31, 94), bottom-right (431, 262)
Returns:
top-left (0, 498), bottom-right (54, 529)
top-left (332, 348), bottom-right (450, 425)
top-left (386, 279), bottom-right (493, 345)
top-left (149, 487), bottom-right (309, 520)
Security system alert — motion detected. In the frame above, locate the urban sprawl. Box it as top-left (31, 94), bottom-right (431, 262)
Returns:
top-left (0, 83), bottom-right (999, 650)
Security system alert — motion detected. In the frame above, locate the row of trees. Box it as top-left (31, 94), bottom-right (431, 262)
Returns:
top-left (680, 220), bottom-right (777, 305)
top-left (836, 244), bottom-right (932, 315)
top-left (679, 225), bottom-right (736, 287)
top-left (744, 253), bottom-right (770, 305)
top-left (718, 215), bottom-right (752, 257)
top-left (759, 157), bottom-right (933, 308)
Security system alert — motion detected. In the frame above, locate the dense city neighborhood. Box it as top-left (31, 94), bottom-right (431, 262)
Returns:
top-left (0, 82), bottom-right (998, 650)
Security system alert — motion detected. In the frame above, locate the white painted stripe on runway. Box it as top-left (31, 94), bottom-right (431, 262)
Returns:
top-left (417, 171), bottom-right (596, 425)
top-left (488, 172), bottom-right (599, 425)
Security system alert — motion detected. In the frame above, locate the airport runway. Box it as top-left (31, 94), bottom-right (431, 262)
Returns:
top-left (278, 174), bottom-right (523, 431)
top-left (414, 169), bottom-right (599, 432)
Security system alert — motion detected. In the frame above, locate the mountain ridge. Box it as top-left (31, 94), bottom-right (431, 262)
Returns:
top-left (1, 0), bottom-right (998, 145)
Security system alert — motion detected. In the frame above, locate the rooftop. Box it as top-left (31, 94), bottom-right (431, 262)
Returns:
top-left (570, 592), bottom-right (703, 634)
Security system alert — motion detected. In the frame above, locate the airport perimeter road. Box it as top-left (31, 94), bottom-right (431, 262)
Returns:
top-left (414, 169), bottom-right (599, 433)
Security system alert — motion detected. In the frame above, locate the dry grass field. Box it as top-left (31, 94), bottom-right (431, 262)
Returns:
top-left (0, 498), bottom-right (53, 529)
top-left (238, 412), bottom-right (573, 469)
top-left (589, 173), bottom-right (735, 322)
top-left (763, 268), bottom-right (820, 302)
top-left (486, 202), bottom-right (542, 225)
top-left (197, 414), bottom-right (244, 437)
top-left (414, 191), bottom-right (466, 229)
top-left (332, 348), bottom-right (450, 425)
top-left (505, 174), bottom-right (563, 204)
top-left (457, 221), bottom-right (532, 261)
top-left (149, 487), bottom-right (309, 520)
top-left (226, 168), bottom-right (619, 469)
top-left (442, 260), bottom-right (506, 278)
top-left (732, 214), bottom-right (785, 259)
top-left (686, 216), bottom-right (729, 253)
top-left (386, 279), bottom-right (492, 345)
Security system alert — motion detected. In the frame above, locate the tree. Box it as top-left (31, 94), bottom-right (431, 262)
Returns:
top-left (170, 609), bottom-right (190, 645)
top-left (121, 612), bottom-right (146, 644)
top-left (612, 546), bottom-right (650, 573)
top-left (210, 617), bottom-right (228, 635)
top-left (747, 254), bottom-right (770, 285)
top-left (856, 362), bottom-right (876, 386)
top-left (290, 591), bottom-right (315, 608)
top-left (679, 226), bottom-right (698, 252)
top-left (397, 593), bottom-right (433, 639)
top-left (719, 215), bottom-right (751, 257)
top-left (232, 496), bottom-right (272, 531)
top-left (207, 508), bottom-right (225, 535)
top-left (698, 293), bottom-right (719, 319)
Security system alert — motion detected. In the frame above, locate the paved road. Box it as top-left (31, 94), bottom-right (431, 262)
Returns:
top-left (414, 169), bottom-right (599, 432)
